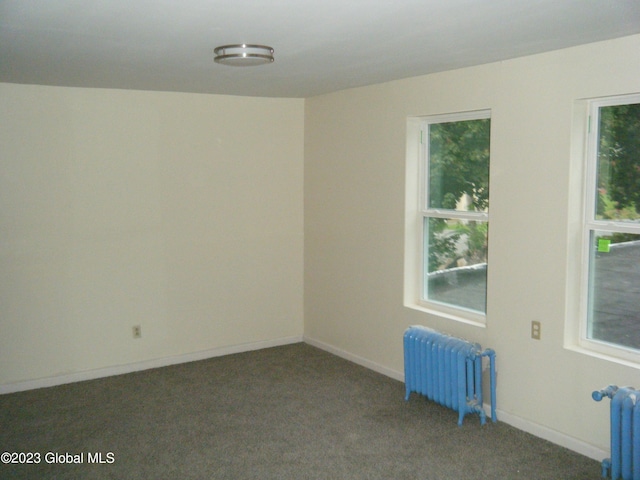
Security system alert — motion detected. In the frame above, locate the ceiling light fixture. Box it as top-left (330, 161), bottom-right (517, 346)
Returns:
top-left (214, 44), bottom-right (274, 67)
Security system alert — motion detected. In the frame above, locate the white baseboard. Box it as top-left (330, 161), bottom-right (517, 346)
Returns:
top-left (303, 336), bottom-right (405, 382)
top-left (496, 409), bottom-right (608, 462)
top-left (2, 334), bottom-right (610, 463)
top-left (0, 335), bottom-right (303, 395)
top-left (304, 335), bottom-right (608, 463)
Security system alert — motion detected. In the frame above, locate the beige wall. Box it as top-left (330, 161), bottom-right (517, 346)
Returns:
top-left (0, 84), bottom-right (304, 386)
top-left (304, 34), bottom-right (640, 457)
top-left (2, 34), bottom-right (640, 459)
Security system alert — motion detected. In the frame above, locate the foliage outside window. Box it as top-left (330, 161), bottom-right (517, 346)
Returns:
top-left (584, 96), bottom-right (640, 354)
top-left (421, 111), bottom-right (490, 317)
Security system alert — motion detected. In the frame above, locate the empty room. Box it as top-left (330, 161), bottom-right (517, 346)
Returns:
top-left (1, 1), bottom-right (640, 478)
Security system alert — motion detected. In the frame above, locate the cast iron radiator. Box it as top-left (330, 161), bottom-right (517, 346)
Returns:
top-left (593, 385), bottom-right (640, 480)
top-left (403, 325), bottom-right (497, 425)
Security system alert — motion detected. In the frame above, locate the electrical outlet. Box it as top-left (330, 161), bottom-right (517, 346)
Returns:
top-left (531, 321), bottom-right (541, 340)
top-left (132, 325), bottom-right (142, 339)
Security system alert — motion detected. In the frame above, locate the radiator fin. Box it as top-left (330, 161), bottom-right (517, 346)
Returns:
top-left (404, 325), bottom-right (497, 426)
top-left (593, 385), bottom-right (640, 480)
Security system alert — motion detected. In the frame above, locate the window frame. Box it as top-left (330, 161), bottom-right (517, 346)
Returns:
top-left (406, 109), bottom-right (491, 326)
top-left (578, 94), bottom-right (640, 362)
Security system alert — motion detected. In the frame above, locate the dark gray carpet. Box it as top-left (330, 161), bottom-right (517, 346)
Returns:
top-left (1, 343), bottom-right (601, 479)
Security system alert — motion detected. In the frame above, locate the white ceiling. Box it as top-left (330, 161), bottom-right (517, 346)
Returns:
top-left (1, 0), bottom-right (639, 98)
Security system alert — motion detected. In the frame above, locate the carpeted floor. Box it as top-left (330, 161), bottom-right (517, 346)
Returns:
top-left (0, 343), bottom-right (601, 479)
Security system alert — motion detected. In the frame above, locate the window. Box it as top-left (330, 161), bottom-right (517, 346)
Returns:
top-left (407, 110), bottom-right (491, 324)
top-left (581, 95), bottom-right (640, 357)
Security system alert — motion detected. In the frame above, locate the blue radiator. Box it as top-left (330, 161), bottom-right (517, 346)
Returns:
top-left (403, 325), bottom-right (497, 426)
top-left (593, 385), bottom-right (640, 480)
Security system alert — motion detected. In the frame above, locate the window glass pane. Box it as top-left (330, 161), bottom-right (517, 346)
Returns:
top-left (595, 103), bottom-right (640, 223)
top-left (428, 119), bottom-right (490, 212)
top-left (423, 217), bottom-right (487, 313)
top-left (587, 230), bottom-right (640, 350)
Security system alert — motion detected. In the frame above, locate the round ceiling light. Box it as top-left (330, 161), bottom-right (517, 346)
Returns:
top-left (214, 44), bottom-right (274, 67)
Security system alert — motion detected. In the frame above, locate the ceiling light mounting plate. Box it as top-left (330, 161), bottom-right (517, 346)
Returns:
top-left (214, 44), bottom-right (274, 67)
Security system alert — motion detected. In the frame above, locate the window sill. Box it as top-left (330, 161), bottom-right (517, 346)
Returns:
top-left (564, 342), bottom-right (640, 370)
top-left (405, 301), bottom-right (486, 328)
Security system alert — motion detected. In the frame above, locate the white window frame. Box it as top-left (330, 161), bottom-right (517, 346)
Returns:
top-left (578, 94), bottom-right (640, 363)
top-left (404, 109), bottom-right (490, 327)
